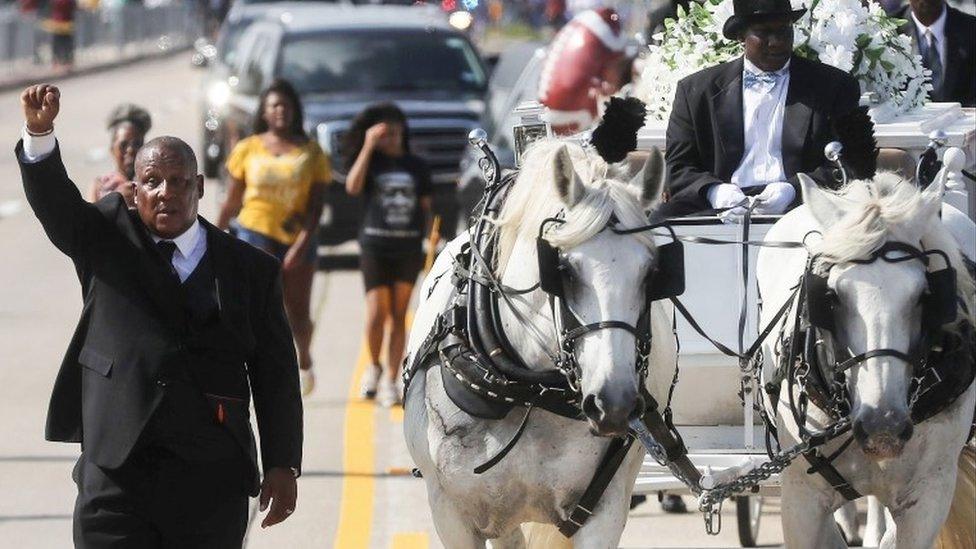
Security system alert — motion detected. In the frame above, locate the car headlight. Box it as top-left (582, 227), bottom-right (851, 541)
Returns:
top-left (207, 81), bottom-right (231, 108)
top-left (448, 11), bottom-right (473, 31)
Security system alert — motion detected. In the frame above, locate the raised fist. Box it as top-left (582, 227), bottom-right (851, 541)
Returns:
top-left (21, 84), bottom-right (60, 134)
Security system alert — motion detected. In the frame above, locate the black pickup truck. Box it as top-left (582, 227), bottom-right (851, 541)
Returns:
top-left (202, 3), bottom-right (488, 259)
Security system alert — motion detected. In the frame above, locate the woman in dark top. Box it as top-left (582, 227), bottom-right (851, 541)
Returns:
top-left (345, 103), bottom-right (432, 407)
top-left (89, 103), bottom-right (151, 207)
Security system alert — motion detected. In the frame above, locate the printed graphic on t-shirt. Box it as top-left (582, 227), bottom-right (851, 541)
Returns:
top-left (364, 171), bottom-right (419, 238)
top-left (248, 152), bottom-right (311, 208)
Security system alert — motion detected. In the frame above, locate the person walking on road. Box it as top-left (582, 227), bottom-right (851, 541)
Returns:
top-left (42, 0), bottom-right (76, 73)
top-left (89, 103), bottom-right (152, 206)
top-left (217, 79), bottom-right (331, 397)
top-left (345, 103), bottom-right (432, 408)
top-left (18, 84), bottom-right (303, 548)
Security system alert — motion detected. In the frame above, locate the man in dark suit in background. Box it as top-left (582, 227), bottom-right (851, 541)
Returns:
top-left (18, 84), bottom-right (303, 548)
top-left (897, 0), bottom-right (976, 107)
top-left (662, 0), bottom-right (861, 218)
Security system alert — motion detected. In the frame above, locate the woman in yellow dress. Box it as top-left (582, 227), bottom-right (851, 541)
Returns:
top-left (218, 79), bottom-right (331, 395)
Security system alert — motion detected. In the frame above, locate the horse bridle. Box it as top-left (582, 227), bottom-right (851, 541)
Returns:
top-left (801, 241), bottom-right (958, 411)
top-left (535, 216), bottom-right (685, 391)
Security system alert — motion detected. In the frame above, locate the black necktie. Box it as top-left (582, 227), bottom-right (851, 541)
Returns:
top-left (156, 240), bottom-right (179, 279)
top-left (922, 30), bottom-right (944, 99)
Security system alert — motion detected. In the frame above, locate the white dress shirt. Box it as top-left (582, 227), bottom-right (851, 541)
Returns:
top-left (911, 6), bottom-right (947, 70)
top-left (731, 58), bottom-right (790, 190)
top-left (21, 128), bottom-right (207, 283)
top-left (152, 220), bottom-right (206, 283)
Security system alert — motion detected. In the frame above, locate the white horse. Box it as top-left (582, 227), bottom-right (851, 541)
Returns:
top-left (757, 171), bottom-right (976, 548)
top-left (403, 140), bottom-right (678, 548)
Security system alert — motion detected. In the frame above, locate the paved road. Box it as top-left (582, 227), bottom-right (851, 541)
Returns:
top-left (0, 55), bottom-right (788, 548)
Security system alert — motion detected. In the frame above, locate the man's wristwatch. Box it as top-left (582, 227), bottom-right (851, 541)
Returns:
top-left (288, 467), bottom-right (300, 479)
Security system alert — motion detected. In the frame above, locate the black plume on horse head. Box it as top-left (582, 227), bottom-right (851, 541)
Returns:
top-left (590, 97), bottom-right (648, 164)
top-left (832, 106), bottom-right (878, 180)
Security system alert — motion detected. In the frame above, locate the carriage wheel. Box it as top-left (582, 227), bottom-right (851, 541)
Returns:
top-left (735, 495), bottom-right (763, 547)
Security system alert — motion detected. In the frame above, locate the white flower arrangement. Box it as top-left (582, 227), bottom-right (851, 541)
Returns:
top-left (633, 0), bottom-right (932, 121)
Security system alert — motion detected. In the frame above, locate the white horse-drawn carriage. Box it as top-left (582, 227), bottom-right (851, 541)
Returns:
top-left (402, 99), bottom-right (976, 548)
top-left (629, 104), bottom-right (976, 546)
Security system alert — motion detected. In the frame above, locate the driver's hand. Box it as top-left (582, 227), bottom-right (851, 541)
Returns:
top-left (707, 183), bottom-right (747, 223)
top-left (753, 182), bottom-right (795, 215)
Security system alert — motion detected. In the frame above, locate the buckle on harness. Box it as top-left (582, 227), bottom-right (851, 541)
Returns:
top-left (911, 366), bottom-right (943, 407)
top-left (566, 504), bottom-right (593, 527)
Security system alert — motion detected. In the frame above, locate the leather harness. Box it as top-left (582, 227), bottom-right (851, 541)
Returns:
top-left (403, 173), bottom-right (698, 537)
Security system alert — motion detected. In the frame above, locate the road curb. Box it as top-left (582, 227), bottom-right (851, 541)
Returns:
top-left (0, 45), bottom-right (191, 93)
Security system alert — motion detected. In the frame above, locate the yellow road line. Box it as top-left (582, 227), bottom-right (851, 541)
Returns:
top-left (334, 312), bottom-right (416, 548)
top-left (388, 406), bottom-right (404, 423)
top-left (334, 342), bottom-right (374, 549)
top-left (391, 532), bottom-right (429, 549)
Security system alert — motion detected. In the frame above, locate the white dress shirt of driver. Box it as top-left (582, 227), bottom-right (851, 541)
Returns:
top-left (910, 5), bottom-right (947, 72)
top-left (731, 57), bottom-right (791, 190)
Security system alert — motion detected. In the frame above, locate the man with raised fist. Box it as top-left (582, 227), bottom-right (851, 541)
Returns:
top-left (17, 84), bottom-right (303, 548)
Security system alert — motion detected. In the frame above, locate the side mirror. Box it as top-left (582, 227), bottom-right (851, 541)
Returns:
top-left (484, 53), bottom-right (500, 77)
top-left (238, 66), bottom-right (263, 96)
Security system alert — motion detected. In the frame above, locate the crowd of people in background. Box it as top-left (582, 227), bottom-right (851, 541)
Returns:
top-left (92, 81), bottom-right (433, 409)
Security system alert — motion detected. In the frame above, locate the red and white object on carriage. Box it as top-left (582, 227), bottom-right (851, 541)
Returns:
top-left (537, 7), bottom-right (628, 136)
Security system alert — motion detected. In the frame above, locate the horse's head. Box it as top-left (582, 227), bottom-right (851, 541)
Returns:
top-left (800, 171), bottom-right (969, 459)
top-left (495, 141), bottom-right (666, 436)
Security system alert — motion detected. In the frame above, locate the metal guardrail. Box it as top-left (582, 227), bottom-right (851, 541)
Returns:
top-left (0, 3), bottom-right (202, 79)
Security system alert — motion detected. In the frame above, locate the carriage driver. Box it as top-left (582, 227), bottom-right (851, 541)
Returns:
top-left (660, 0), bottom-right (861, 219)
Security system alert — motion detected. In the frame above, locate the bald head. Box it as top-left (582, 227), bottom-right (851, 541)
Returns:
top-left (135, 136), bottom-right (198, 177)
top-left (132, 135), bottom-right (204, 239)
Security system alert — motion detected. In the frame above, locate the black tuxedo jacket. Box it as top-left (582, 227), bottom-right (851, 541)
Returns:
top-left (663, 55), bottom-right (861, 216)
top-left (897, 5), bottom-right (976, 107)
top-left (17, 142), bottom-right (302, 490)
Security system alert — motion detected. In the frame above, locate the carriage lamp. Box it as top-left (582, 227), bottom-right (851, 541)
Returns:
top-left (917, 129), bottom-right (950, 186)
top-left (468, 128), bottom-right (501, 189)
top-left (927, 129), bottom-right (948, 150)
top-left (513, 101), bottom-right (551, 167)
top-left (824, 141), bottom-right (848, 187)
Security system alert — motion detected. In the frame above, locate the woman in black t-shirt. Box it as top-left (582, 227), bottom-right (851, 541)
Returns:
top-left (345, 103), bottom-right (432, 407)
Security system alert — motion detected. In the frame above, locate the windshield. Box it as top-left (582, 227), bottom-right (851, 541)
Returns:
top-left (217, 20), bottom-right (248, 66)
top-left (278, 30), bottom-right (487, 95)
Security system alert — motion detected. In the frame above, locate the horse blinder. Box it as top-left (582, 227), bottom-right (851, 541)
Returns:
top-left (537, 237), bottom-right (565, 298)
top-left (923, 267), bottom-right (957, 327)
top-left (805, 271), bottom-right (836, 332)
top-left (648, 241), bottom-right (686, 301)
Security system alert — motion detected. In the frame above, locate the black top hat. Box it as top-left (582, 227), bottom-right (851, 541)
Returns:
top-left (722, 0), bottom-right (807, 40)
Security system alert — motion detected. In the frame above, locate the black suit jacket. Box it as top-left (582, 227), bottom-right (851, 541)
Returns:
top-left (897, 5), bottom-right (976, 107)
top-left (17, 141), bottom-right (302, 491)
top-left (663, 55), bottom-right (861, 216)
